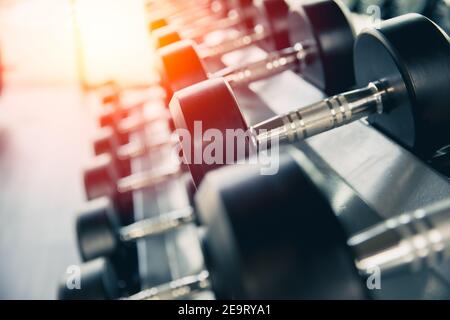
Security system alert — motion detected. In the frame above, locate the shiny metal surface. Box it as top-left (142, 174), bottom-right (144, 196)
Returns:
top-left (350, 198), bottom-right (450, 277)
top-left (250, 82), bottom-right (386, 148)
top-left (120, 207), bottom-right (195, 242)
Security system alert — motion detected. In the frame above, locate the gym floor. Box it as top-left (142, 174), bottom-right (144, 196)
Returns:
top-left (0, 0), bottom-right (153, 299)
top-left (0, 85), bottom-right (93, 299)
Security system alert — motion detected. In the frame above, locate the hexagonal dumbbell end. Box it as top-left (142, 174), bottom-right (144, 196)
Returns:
top-left (148, 17), bottom-right (168, 33)
top-left (92, 128), bottom-right (131, 177)
top-left (93, 127), bottom-right (122, 157)
top-left (76, 196), bottom-right (195, 262)
top-left (57, 258), bottom-right (120, 300)
top-left (76, 197), bottom-right (121, 262)
top-left (151, 25), bottom-right (182, 49)
top-left (83, 153), bottom-right (119, 201)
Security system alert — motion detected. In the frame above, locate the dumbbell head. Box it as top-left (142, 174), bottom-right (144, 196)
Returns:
top-left (83, 153), bottom-right (119, 201)
top-left (151, 25), bottom-right (182, 49)
top-left (253, 0), bottom-right (291, 51)
top-left (157, 40), bottom-right (208, 94)
top-left (57, 258), bottom-right (119, 300)
top-left (99, 107), bottom-right (129, 129)
top-left (195, 152), bottom-right (367, 299)
top-left (155, 0), bottom-right (292, 94)
top-left (170, 78), bottom-right (248, 186)
top-left (76, 197), bottom-right (121, 261)
top-left (288, 0), bottom-right (355, 94)
top-left (148, 17), bottom-right (168, 33)
top-left (92, 128), bottom-right (131, 177)
top-left (93, 127), bottom-right (121, 157)
top-left (354, 14), bottom-right (450, 159)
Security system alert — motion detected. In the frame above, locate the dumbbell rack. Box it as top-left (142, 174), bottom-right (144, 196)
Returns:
top-left (125, 20), bottom-right (450, 299)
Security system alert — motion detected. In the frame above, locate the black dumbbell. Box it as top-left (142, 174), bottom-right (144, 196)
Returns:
top-left (152, 0), bottom-right (290, 59)
top-left (98, 85), bottom-right (167, 132)
top-left (149, 4), bottom-right (251, 46)
top-left (170, 13), bottom-right (450, 186)
top-left (76, 196), bottom-right (195, 262)
top-left (83, 153), bottom-right (186, 217)
top-left (57, 258), bottom-right (121, 300)
top-left (148, 0), bottom-right (256, 41)
top-left (92, 111), bottom-right (173, 177)
top-left (159, 0), bottom-right (354, 97)
top-left (62, 150), bottom-right (450, 299)
top-left (147, 0), bottom-right (229, 29)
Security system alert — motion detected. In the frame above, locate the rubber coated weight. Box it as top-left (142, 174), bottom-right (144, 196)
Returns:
top-left (156, 0), bottom-right (291, 94)
top-left (83, 153), bottom-right (134, 224)
top-left (354, 14), bottom-right (450, 159)
top-left (149, 17), bottom-right (168, 33)
top-left (152, 25), bottom-right (182, 49)
top-left (83, 153), bottom-right (119, 201)
top-left (253, 0), bottom-right (290, 51)
top-left (170, 78), bottom-right (248, 186)
top-left (158, 40), bottom-right (209, 93)
top-left (76, 197), bottom-right (121, 261)
top-left (288, 0), bottom-right (356, 94)
top-left (57, 258), bottom-right (119, 300)
top-left (195, 152), bottom-right (367, 299)
top-left (92, 128), bottom-right (131, 177)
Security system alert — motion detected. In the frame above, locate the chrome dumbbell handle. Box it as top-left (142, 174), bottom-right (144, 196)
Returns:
top-left (249, 82), bottom-right (388, 149)
top-left (183, 10), bottom-right (243, 40)
top-left (218, 44), bottom-right (307, 86)
top-left (116, 109), bottom-right (171, 135)
top-left (350, 198), bottom-right (450, 277)
top-left (126, 271), bottom-right (211, 300)
top-left (199, 25), bottom-right (269, 59)
top-left (119, 207), bottom-right (195, 241)
top-left (116, 165), bottom-right (181, 193)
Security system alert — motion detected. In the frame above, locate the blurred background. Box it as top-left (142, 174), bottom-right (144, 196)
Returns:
top-left (0, 0), bottom-right (153, 299)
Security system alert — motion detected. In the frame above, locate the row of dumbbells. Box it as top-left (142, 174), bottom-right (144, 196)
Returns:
top-left (58, 0), bottom-right (450, 299)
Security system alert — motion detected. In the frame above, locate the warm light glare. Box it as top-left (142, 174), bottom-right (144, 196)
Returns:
top-left (0, 0), bottom-right (155, 87)
top-left (75, 0), bottom-right (155, 87)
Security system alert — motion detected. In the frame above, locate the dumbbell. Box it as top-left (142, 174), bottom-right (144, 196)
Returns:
top-left (151, 0), bottom-right (288, 57)
top-left (93, 105), bottom-right (174, 177)
top-left (60, 150), bottom-right (450, 299)
top-left (146, 0), bottom-right (225, 26)
top-left (83, 152), bottom-right (186, 219)
top-left (148, 0), bottom-right (254, 37)
top-left (170, 13), bottom-right (450, 186)
top-left (57, 258), bottom-right (121, 300)
top-left (148, 2), bottom-right (245, 43)
top-left (76, 196), bottom-right (196, 262)
top-left (98, 89), bottom-right (166, 128)
top-left (159, 0), bottom-right (354, 98)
